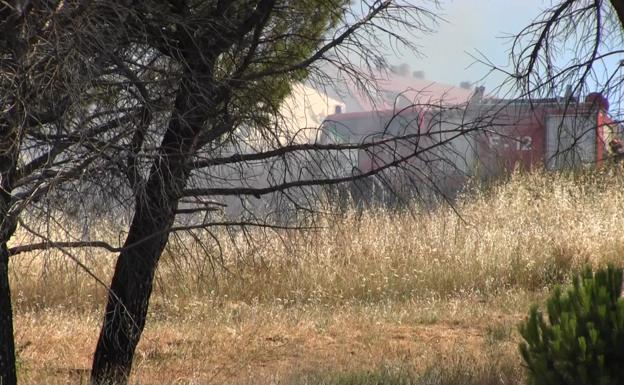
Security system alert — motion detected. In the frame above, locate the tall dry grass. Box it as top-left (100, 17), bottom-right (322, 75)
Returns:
top-left (161, 168), bottom-right (624, 306)
top-left (9, 168), bottom-right (624, 312)
top-left (11, 168), bottom-right (624, 384)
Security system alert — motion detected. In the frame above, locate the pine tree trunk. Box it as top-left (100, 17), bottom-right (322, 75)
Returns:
top-left (90, 141), bottom-right (191, 385)
top-left (0, 242), bottom-right (17, 385)
top-left (0, 97), bottom-right (19, 385)
top-left (91, 75), bottom-right (206, 385)
top-left (89, 206), bottom-right (174, 384)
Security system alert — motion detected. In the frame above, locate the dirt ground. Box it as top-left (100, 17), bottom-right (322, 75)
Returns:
top-left (14, 297), bottom-right (527, 385)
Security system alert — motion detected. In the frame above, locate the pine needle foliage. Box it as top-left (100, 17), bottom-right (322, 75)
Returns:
top-left (519, 265), bottom-right (624, 385)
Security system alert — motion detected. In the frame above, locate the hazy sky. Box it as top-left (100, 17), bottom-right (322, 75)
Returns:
top-left (394, 0), bottom-right (548, 90)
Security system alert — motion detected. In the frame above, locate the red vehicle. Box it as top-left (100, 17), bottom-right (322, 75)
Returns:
top-left (321, 92), bottom-right (619, 200)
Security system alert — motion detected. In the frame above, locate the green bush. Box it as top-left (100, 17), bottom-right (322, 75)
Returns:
top-left (519, 265), bottom-right (624, 385)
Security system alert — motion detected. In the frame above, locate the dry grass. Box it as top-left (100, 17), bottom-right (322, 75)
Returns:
top-left (158, 167), bottom-right (624, 304)
top-left (8, 168), bottom-right (624, 384)
top-left (14, 297), bottom-right (526, 384)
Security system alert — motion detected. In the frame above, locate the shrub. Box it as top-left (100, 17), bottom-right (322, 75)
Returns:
top-left (519, 265), bottom-right (624, 385)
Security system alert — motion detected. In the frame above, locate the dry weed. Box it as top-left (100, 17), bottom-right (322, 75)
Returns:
top-left (8, 169), bottom-right (624, 383)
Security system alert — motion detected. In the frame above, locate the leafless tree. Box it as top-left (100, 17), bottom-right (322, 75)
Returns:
top-left (505, 0), bottom-right (624, 107)
top-left (0, 2), bottom-right (151, 383)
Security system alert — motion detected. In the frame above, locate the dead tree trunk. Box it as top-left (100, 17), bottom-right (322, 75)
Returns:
top-left (0, 242), bottom-right (16, 385)
top-left (0, 101), bottom-right (21, 385)
top-left (90, 74), bottom-right (209, 385)
top-left (0, 168), bottom-right (20, 385)
top-left (0, 160), bottom-right (18, 385)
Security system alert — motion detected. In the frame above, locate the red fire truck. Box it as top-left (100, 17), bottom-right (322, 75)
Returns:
top-left (321, 92), bottom-right (620, 200)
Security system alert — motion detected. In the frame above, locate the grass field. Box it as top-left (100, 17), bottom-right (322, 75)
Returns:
top-left (9, 168), bottom-right (624, 384)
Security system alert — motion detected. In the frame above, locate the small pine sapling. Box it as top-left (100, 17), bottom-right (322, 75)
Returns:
top-left (519, 265), bottom-right (624, 385)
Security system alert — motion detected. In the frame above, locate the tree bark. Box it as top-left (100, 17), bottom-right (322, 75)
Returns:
top-left (89, 206), bottom-right (177, 384)
top-left (90, 3), bottom-right (278, 381)
top-left (0, 243), bottom-right (16, 385)
top-left (90, 75), bottom-right (209, 385)
top-left (0, 90), bottom-right (21, 385)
